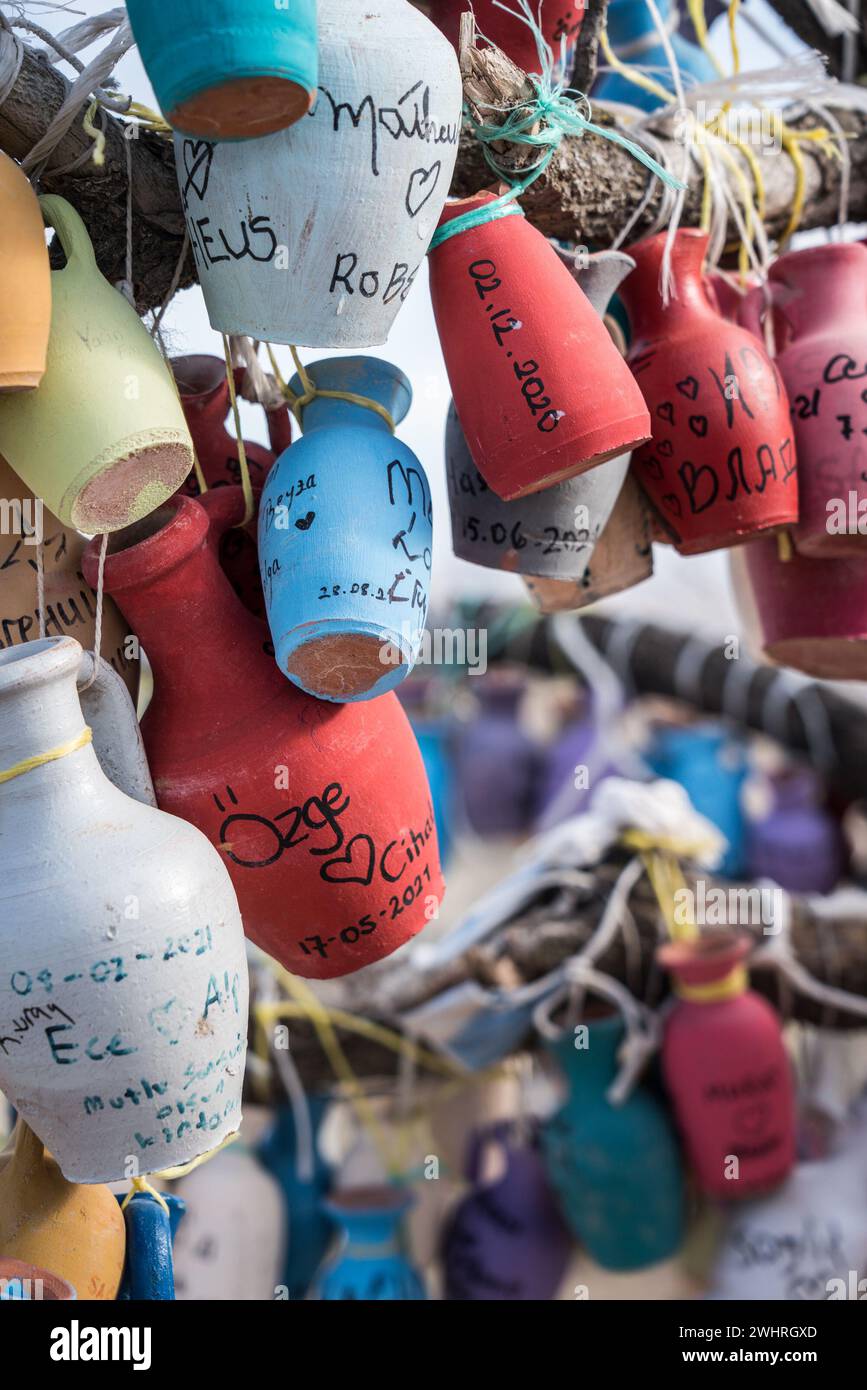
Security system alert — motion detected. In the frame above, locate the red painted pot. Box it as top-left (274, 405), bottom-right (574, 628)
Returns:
top-left (83, 492), bottom-right (444, 980)
top-left (429, 193), bottom-right (651, 500)
top-left (427, 0), bottom-right (584, 72)
top-left (739, 244), bottom-right (867, 559)
top-left (744, 534), bottom-right (867, 680)
top-left (172, 355), bottom-right (294, 620)
top-left (621, 230), bottom-right (798, 554)
top-left (658, 933), bottom-right (796, 1200)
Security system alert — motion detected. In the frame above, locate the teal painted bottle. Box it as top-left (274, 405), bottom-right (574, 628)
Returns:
top-left (315, 1187), bottom-right (426, 1300)
top-left (538, 1011), bottom-right (684, 1271)
top-left (258, 1096), bottom-right (334, 1301)
top-left (126, 0), bottom-right (318, 141)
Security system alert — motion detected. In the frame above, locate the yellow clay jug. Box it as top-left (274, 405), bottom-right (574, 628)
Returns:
top-left (0, 152), bottom-right (51, 392)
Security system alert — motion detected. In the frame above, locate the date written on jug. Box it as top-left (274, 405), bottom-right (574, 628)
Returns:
top-left (298, 862), bottom-right (435, 961)
top-left (318, 573), bottom-right (427, 608)
top-left (468, 259), bottom-right (564, 434)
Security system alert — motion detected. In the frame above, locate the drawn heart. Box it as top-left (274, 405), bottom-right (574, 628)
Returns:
top-left (321, 834), bottom-right (375, 887)
top-left (405, 162), bottom-right (441, 219)
top-left (642, 455), bottom-right (664, 481)
top-left (658, 440), bottom-right (674, 458)
top-left (657, 401), bottom-right (675, 425)
top-left (679, 460), bottom-right (718, 515)
top-left (688, 415), bottom-right (709, 438)
top-left (677, 375), bottom-right (699, 401)
top-left (182, 139), bottom-right (215, 202)
top-left (662, 493), bottom-right (683, 517)
top-left (295, 512), bottom-right (316, 531)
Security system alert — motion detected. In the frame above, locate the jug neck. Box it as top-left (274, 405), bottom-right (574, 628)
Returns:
top-left (291, 357), bottom-right (411, 437)
top-left (172, 355), bottom-right (232, 429)
top-left (548, 1013), bottom-right (625, 1090)
top-left (90, 499), bottom-right (279, 715)
top-left (769, 244), bottom-right (867, 341)
top-left (621, 230), bottom-right (715, 341)
top-left (658, 931), bottom-right (751, 1001)
top-left (0, 637), bottom-right (103, 786)
top-left (328, 1190), bottom-right (408, 1252)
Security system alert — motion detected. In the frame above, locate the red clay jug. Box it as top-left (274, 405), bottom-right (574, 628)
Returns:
top-left (739, 244), bottom-right (867, 559)
top-left (172, 355), bottom-right (294, 619)
top-left (83, 491), bottom-right (444, 980)
top-left (428, 0), bottom-right (584, 73)
top-left (658, 932), bottom-right (796, 1200)
top-left (743, 535), bottom-right (867, 680)
top-left (429, 193), bottom-right (651, 500)
top-left (621, 230), bottom-right (798, 553)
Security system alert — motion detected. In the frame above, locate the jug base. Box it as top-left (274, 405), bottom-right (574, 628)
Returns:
top-left (285, 630), bottom-right (405, 702)
top-left (675, 518), bottom-right (793, 557)
top-left (765, 635), bottom-right (867, 681)
top-left (499, 418), bottom-right (651, 501)
top-left (0, 370), bottom-right (42, 392)
top-left (71, 438), bottom-right (194, 533)
top-left (170, 76), bottom-right (314, 141)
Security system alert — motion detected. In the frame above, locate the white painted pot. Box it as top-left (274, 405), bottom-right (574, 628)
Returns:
top-left (0, 636), bottom-right (249, 1184)
top-left (175, 0), bottom-right (462, 348)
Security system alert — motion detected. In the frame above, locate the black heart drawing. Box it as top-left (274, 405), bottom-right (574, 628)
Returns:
top-left (679, 460), bottom-right (718, 515)
top-left (182, 139), bottom-right (215, 203)
top-left (405, 162), bottom-right (441, 219)
top-left (657, 402), bottom-right (675, 425)
top-left (688, 415), bottom-right (709, 438)
top-left (662, 493), bottom-right (683, 517)
top-left (295, 512), bottom-right (315, 531)
top-left (321, 834), bottom-right (375, 887)
top-left (677, 375), bottom-right (699, 401)
top-left (658, 440), bottom-right (674, 458)
top-left (643, 455), bottom-right (664, 481)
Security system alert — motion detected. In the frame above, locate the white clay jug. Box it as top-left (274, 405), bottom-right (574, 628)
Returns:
top-left (0, 636), bottom-right (249, 1183)
top-left (174, 0), bottom-right (462, 347)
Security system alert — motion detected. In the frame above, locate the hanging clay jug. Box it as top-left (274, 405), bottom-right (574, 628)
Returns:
top-left (0, 152), bottom-right (50, 391)
top-left (743, 534), bottom-right (867, 680)
top-left (740, 244), bottom-right (867, 558)
top-left (454, 670), bottom-right (540, 836)
top-left (658, 932), bottom-right (796, 1200)
top-left (534, 697), bottom-right (597, 825)
top-left (127, 0), bottom-right (318, 140)
top-left (258, 1096), bottom-right (335, 1300)
top-left (428, 0), bottom-right (584, 74)
top-left (172, 354), bottom-right (294, 619)
top-left (117, 1191), bottom-right (185, 1301)
top-left (745, 768), bottom-right (843, 896)
top-left (174, 0), bottom-right (462, 348)
top-left (0, 197), bottom-right (193, 532)
top-left (593, 0), bottom-right (716, 112)
top-left (0, 1257), bottom-right (76, 1301)
top-left (535, 1001), bottom-right (685, 1271)
top-left (259, 358), bottom-right (432, 702)
top-left (316, 1187), bottom-right (427, 1300)
top-left (0, 1121), bottom-right (125, 1301)
top-left (84, 492), bottom-right (444, 979)
top-left (645, 723), bottom-right (748, 878)
top-left (620, 229), bottom-right (798, 554)
top-left (0, 635), bottom-right (249, 1183)
top-left (0, 456), bottom-right (139, 701)
top-left (172, 1133), bottom-right (285, 1300)
top-left (430, 194), bottom-right (651, 500)
top-left (442, 1123), bottom-right (572, 1300)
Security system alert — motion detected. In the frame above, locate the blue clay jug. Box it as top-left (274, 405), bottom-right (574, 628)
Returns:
top-left (538, 1011), bottom-right (684, 1271)
top-left (594, 0), bottom-right (715, 112)
top-left (315, 1187), bottom-right (426, 1300)
top-left (258, 1097), bottom-right (334, 1301)
top-left (398, 678), bottom-right (454, 864)
top-left (645, 723), bottom-right (747, 877)
top-left (259, 357), bottom-right (433, 704)
top-left (126, 0), bottom-right (318, 141)
top-left (116, 1191), bottom-right (186, 1301)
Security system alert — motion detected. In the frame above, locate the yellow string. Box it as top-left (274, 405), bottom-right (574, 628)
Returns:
top-left (777, 530), bottom-right (794, 561)
top-left (727, 0), bottom-right (742, 75)
top-left (265, 344), bottom-right (396, 433)
top-left (0, 727), bottom-right (92, 785)
top-left (222, 335), bottom-right (255, 528)
top-left (686, 0), bottom-right (725, 77)
top-left (124, 102), bottom-right (173, 135)
top-left (676, 966), bottom-right (748, 1002)
top-left (83, 100), bottom-right (106, 167)
top-left (620, 829), bottom-right (720, 945)
top-left (254, 1000), bottom-right (466, 1080)
top-left (156, 1129), bottom-right (240, 1180)
top-left (599, 27), bottom-right (675, 106)
top-left (121, 1175), bottom-right (170, 1215)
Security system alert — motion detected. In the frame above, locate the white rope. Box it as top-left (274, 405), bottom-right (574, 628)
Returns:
top-left (77, 532), bottom-right (107, 694)
top-left (0, 12), bottom-right (24, 108)
top-left (753, 892), bottom-right (867, 1022)
top-left (35, 536), bottom-right (46, 641)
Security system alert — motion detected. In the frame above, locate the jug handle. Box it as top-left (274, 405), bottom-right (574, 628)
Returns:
top-left (77, 651), bottom-right (156, 807)
top-left (738, 284), bottom-right (766, 340)
top-left (39, 195), bottom-right (99, 278)
top-left (265, 400), bottom-right (294, 457)
top-left (198, 483), bottom-right (249, 538)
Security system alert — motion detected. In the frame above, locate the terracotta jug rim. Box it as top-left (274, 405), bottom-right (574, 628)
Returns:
top-left (0, 634), bottom-right (82, 694)
top-left (770, 241), bottom-right (867, 280)
top-left (657, 929), bottom-right (751, 973)
top-left (83, 495), bottom-right (207, 594)
top-left (171, 353), bottom-right (227, 400)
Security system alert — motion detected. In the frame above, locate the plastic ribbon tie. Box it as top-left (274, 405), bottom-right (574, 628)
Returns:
top-left (0, 727), bottom-right (93, 786)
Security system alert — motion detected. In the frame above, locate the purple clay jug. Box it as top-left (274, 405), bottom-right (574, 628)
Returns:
top-left (535, 693), bottom-right (598, 827)
top-left (453, 670), bottom-right (539, 836)
top-left (746, 768), bottom-right (843, 895)
top-left (442, 1124), bottom-right (572, 1301)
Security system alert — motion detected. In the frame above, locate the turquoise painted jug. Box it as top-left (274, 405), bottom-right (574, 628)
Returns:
top-left (594, 0), bottom-right (716, 111)
top-left (536, 1002), bottom-right (685, 1271)
top-left (258, 358), bottom-right (432, 703)
top-left (116, 1191), bottom-right (186, 1301)
top-left (258, 1097), bottom-right (335, 1301)
top-left (126, 0), bottom-right (318, 140)
top-left (315, 1187), bottom-right (426, 1300)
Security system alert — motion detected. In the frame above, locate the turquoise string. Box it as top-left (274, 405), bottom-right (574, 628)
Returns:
top-left (429, 0), bottom-right (685, 253)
